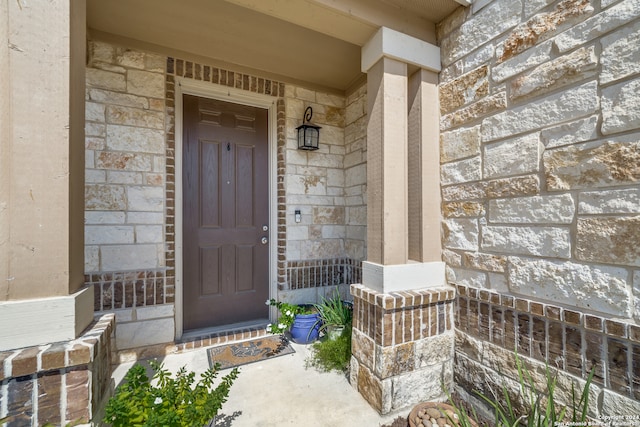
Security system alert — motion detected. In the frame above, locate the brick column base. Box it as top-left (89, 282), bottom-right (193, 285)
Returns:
top-left (349, 284), bottom-right (455, 414)
top-left (0, 314), bottom-right (115, 426)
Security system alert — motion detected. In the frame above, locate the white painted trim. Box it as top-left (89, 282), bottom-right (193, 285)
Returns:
top-left (454, 0), bottom-right (472, 6)
top-left (361, 27), bottom-right (441, 73)
top-left (174, 78), bottom-right (278, 339)
top-left (361, 261), bottom-right (445, 294)
top-left (0, 287), bottom-right (94, 351)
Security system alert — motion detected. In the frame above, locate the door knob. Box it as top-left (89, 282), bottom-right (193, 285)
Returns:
top-left (261, 237), bottom-right (268, 245)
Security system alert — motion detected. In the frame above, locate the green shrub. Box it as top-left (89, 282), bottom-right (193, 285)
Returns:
top-left (306, 328), bottom-right (352, 372)
top-left (103, 360), bottom-right (239, 427)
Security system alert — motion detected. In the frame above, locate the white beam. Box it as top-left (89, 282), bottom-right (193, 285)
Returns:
top-left (362, 27), bottom-right (441, 73)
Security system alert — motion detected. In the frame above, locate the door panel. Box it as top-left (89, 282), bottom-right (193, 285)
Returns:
top-left (183, 94), bottom-right (269, 331)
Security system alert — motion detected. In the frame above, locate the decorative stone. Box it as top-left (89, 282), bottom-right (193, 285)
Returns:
top-left (357, 364), bottom-right (384, 413)
top-left (451, 268), bottom-right (487, 288)
top-left (352, 328), bottom-right (375, 368)
top-left (440, 0), bottom-right (521, 66)
top-left (462, 45), bottom-right (495, 77)
top-left (85, 226), bottom-right (134, 245)
top-left (483, 133), bottom-right (542, 178)
top-left (96, 152), bottom-right (152, 172)
top-left (85, 122), bottom-right (106, 138)
top-left (88, 88), bottom-right (150, 109)
top-left (127, 212), bottom-right (164, 224)
top-left (463, 252), bottom-right (506, 272)
top-left (85, 246), bottom-right (99, 272)
top-left (106, 105), bottom-right (164, 129)
top-left (126, 69), bottom-right (165, 98)
top-left (101, 243), bottom-right (158, 272)
top-left (602, 79), bottom-right (640, 135)
top-left (88, 40), bottom-right (115, 64)
top-left (86, 68), bottom-right (126, 91)
top-left (313, 206), bottom-right (345, 224)
top-left (390, 363), bottom-right (447, 412)
top-left (85, 184), bottom-right (126, 211)
top-left (525, 0), bottom-right (555, 17)
top-left (441, 92), bottom-right (507, 130)
top-left (116, 49), bottom-right (146, 69)
top-left (500, 0), bottom-right (593, 61)
top-left (510, 46), bottom-right (597, 100)
top-left (86, 102), bottom-right (106, 123)
top-left (541, 115), bottom-right (598, 148)
top-left (443, 249), bottom-right (462, 267)
top-left (443, 219), bottom-right (479, 251)
top-left (439, 66), bottom-right (489, 114)
top-left (482, 226), bottom-right (571, 258)
top-left (481, 81), bottom-right (598, 142)
top-left (442, 182), bottom-right (486, 202)
top-left (554, 0), bottom-right (640, 53)
top-left (507, 256), bottom-right (631, 316)
top-left (85, 212), bottom-right (125, 226)
top-left (106, 171), bottom-right (142, 185)
top-left (106, 125), bottom-right (165, 154)
top-left (485, 175), bottom-right (541, 198)
top-left (127, 186), bottom-right (164, 211)
top-left (488, 194), bottom-right (575, 224)
top-left (578, 188), bottom-right (640, 214)
top-left (493, 40), bottom-right (552, 83)
top-left (415, 334), bottom-right (454, 369)
top-left (600, 20), bottom-right (640, 84)
top-left (443, 201), bottom-right (485, 218)
top-left (375, 342), bottom-right (415, 379)
top-left (441, 156), bottom-right (482, 185)
top-left (601, 389), bottom-right (640, 417)
top-left (577, 217), bottom-right (640, 267)
top-left (440, 125), bottom-right (481, 163)
top-left (544, 134), bottom-right (640, 190)
top-left (287, 175), bottom-right (327, 195)
top-left (135, 225), bottom-right (163, 243)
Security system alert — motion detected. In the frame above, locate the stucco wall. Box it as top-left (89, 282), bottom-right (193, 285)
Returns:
top-left (438, 0), bottom-right (639, 414)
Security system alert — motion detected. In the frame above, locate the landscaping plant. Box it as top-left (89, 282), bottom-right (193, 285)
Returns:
top-left (103, 360), bottom-right (239, 427)
top-left (306, 327), bottom-right (352, 372)
top-left (313, 290), bottom-right (353, 333)
top-left (446, 351), bottom-right (595, 427)
top-left (265, 298), bottom-right (316, 334)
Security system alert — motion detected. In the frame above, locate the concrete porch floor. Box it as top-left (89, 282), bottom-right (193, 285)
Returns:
top-left (111, 340), bottom-right (405, 426)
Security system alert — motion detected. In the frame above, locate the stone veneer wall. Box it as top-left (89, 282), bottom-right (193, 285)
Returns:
top-left (350, 285), bottom-right (455, 414)
top-left (0, 314), bottom-right (114, 426)
top-left (85, 39), bottom-right (365, 350)
top-left (437, 0), bottom-right (640, 415)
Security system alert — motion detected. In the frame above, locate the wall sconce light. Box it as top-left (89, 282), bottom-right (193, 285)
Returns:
top-left (296, 106), bottom-right (321, 151)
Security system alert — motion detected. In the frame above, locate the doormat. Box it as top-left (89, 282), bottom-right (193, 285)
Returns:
top-left (207, 336), bottom-right (295, 370)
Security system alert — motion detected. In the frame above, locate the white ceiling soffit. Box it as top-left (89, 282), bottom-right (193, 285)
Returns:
top-left (87, 0), bottom-right (467, 92)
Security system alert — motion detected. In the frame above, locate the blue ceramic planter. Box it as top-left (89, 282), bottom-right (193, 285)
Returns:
top-left (290, 312), bottom-right (321, 344)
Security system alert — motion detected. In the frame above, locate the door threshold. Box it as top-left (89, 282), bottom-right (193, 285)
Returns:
top-left (180, 319), bottom-right (269, 343)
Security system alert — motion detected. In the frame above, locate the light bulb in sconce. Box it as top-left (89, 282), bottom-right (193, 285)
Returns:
top-left (295, 210), bottom-right (301, 223)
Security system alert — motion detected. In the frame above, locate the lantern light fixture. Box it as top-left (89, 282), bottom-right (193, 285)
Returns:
top-left (296, 106), bottom-right (321, 151)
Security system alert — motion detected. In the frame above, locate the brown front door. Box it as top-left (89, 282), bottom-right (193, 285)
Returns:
top-left (183, 94), bottom-right (269, 331)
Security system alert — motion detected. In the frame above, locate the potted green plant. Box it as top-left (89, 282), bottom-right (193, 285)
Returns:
top-left (313, 291), bottom-right (353, 340)
top-left (266, 299), bottom-right (321, 344)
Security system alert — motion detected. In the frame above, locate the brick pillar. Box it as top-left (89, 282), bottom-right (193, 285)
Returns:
top-left (350, 285), bottom-right (455, 414)
top-left (353, 27), bottom-right (450, 414)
